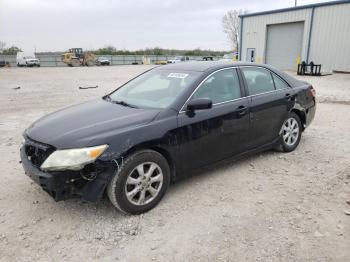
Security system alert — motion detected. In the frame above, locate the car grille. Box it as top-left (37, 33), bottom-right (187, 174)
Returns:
top-left (24, 137), bottom-right (55, 168)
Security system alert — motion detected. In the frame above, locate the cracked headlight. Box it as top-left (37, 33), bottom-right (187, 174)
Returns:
top-left (41, 144), bottom-right (108, 171)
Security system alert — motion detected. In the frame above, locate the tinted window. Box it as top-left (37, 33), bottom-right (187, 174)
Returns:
top-left (272, 73), bottom-right (289, 90)
top-left (242, 67), bottom-right (275, 95)
top-left (192, 69), bottom-right (241, 104)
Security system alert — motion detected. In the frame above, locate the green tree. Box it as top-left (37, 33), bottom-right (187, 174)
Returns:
top-left (90, 46), bottom-right (226, 57)
top-left (152, 47), bottom-right (164, 55)
top-left (2, 45), bottom-right (22, 55)
top-left (0, 41), bottom-right (6, 53)
top-left (94, 45), bottom-right (117, 55)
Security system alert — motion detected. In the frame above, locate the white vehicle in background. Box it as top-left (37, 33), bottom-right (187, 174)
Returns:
top-left (220, 52), bottom-right (238, 62)
top-left (16, 52), bottom-right (40, 67)
top-left (167, 56), bottom-right (189, 63)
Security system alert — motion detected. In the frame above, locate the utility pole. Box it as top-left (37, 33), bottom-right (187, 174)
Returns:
top-left (295, 0), bottom-right (297, 6)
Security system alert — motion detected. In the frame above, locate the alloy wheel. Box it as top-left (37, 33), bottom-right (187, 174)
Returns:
top-left (125, 162), bottom-right (163, 206)
top-left (281, 117), bottom-right (300, 146)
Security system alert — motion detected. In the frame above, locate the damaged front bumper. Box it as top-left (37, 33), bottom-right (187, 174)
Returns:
top-left (20, 142), bottom-right (117, 202)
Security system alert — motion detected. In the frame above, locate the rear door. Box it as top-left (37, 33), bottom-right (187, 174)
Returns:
top-left (240, 66), bottom-right (294, 148)
top-left (175, 68), bottom-right (250, 172)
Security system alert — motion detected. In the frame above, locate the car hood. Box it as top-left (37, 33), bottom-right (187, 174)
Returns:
top-left (26, 99), bottom-right (160, 149)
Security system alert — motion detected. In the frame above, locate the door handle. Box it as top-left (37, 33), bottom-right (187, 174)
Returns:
top-left (235, 105), bottom-right (248, 116)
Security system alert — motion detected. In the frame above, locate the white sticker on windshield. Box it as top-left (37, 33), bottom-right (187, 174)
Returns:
top-left (167, 73), bottom-right (188, 79)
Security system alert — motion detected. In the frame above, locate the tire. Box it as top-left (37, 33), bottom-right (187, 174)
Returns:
top-left (107, 149), bottom-right (170, 214)
top-left (278, 112), bottom-right (302, 152)
top-left (71, 59), bottom-right (80, 67)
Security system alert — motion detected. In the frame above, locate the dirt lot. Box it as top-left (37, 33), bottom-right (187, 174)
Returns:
top-left (0, 66), bottom-right (349, 262)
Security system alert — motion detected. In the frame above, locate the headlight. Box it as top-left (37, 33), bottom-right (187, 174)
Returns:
top-left (41, 144), bottom-right (108, 171)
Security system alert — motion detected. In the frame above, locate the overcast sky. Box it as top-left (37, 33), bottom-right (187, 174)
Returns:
top-left (0, 0), bottom-right (336, 52)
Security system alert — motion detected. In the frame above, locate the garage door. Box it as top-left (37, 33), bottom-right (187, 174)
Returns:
top-left (265, 22), bottom-right (304, 70)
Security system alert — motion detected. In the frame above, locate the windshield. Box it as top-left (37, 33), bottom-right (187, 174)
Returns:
top-left (99, 57), bottom-right (107, 60)
top-left (108, 69), bottom-right (200, 109)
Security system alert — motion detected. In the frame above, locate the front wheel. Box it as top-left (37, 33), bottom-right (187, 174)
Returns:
top-left (71, 59), bottom-right (80, 67)
top-left (107, 150), bottom-right (170, 214)
top-left (86, 60), bottom-right (94, 66)
top-left (278, 112), bottom-right (302, 152)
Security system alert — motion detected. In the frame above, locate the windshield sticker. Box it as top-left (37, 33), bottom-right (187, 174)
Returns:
top-left (167, 73), bottom-right (188, 79)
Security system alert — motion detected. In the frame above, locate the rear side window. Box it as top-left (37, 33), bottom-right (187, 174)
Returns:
top-left (192, 69), bottom-right (241, 104)
top-left (241, 67), bottom-right (275, 95)
top-left (272, 73), bottom-right (289, 90)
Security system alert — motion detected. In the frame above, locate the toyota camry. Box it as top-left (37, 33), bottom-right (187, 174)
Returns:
top-left (20, 62), bottom-right (316, 214)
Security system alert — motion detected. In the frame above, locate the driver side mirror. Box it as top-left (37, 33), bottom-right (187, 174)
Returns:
top-left (187, 98), bottom-right (212, 112)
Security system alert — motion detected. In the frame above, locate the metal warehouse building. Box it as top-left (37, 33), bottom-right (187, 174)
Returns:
top-left (239, 0), bottom-right (350, 72)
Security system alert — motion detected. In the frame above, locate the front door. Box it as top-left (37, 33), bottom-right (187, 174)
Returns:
top-left (175, 68), bottom-right (250, 172)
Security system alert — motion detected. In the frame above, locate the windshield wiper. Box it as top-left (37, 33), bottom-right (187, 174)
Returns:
top-left (103, 95), bottom-right (138, 108)
top-left (113, 100), bottom-right (138, 108)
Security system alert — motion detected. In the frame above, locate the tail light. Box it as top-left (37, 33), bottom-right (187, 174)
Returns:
top-left (309, 86), bottom-right (316, 97)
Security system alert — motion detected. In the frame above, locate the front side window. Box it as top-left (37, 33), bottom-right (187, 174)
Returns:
top-left (109, 70), bottom-right (200, 109)
top-left (241, 67), bottom-right (275, 95)
top-left (192, 69), bottom-right (241, 104)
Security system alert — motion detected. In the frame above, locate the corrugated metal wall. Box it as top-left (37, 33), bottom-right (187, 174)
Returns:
top-left (310, 3), bottom-right (350, 72)
top-left (241, 8), bottom-right (311, 67)
top-left (240, 2), bottom-right (350, 72)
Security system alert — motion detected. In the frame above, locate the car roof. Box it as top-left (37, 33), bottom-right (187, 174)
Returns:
top-left (156, 61), bottom-right (303, 87)
top-left (157, 61), bottom-right (281, 72)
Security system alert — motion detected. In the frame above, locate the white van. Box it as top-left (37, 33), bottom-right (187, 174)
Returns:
top-left (16, 52), bottom-right (40, 67)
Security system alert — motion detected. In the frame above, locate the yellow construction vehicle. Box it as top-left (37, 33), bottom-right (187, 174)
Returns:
top-left (62, 48), bottom-right (96, 67)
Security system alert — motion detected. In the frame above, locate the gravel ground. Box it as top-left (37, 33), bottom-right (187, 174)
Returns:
top-left (0, 66), bottom-right (349, 262)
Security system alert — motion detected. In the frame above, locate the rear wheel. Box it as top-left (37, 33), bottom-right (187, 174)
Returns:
top-left (107, 150), bottom-right (170, 214)
top-left (278, 112), bottom-right (302, 152)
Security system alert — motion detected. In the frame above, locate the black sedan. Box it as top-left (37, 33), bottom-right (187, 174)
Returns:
top-left (20, 62), bottom-right (316, 214)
